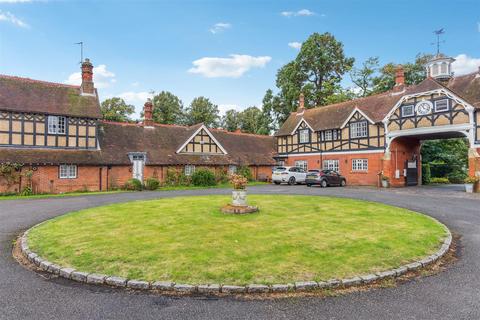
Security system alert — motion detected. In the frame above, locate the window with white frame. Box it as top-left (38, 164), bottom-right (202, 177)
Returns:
top-left (59, 165), bottom-right (77, 179)
top-left (352, 159), bottom-right (368, 171)
top-left (350, 121), bottom-right (368, 138)
top-left (299, 129), bottom-right (310, 143)
top-left (401, 105), bottom-right (414, 117)
top-left (228, 165), bottom-right (237, 175)
top-left (323, 160), bottom-right (339, 172)
top-left (184, 165), bottom-right (195, 176)
top-left (434, 99), bottom-right (449, 112)
top-left (324, 130), bottom-right (333, 141)
top-left (48, 116), bottom-right (66, 134)
top-left (332, 130), bottom-right (338, 140)
top-left (295, 160), bottom-right (308, 171)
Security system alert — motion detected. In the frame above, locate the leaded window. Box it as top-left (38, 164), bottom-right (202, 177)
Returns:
top-left (59, 165), bottom-right (77, 179)
top-left (350, 121), bottom-right (368, 138)
top-left (352, 159), bottom-right (368, 171)
top-left (48, 116), bottom-right (66, 134)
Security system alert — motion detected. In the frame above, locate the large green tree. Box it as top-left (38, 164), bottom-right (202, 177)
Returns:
top-left (263, 32), bottom-right (354, 129)
top-left (238, 106), bottom-right (269, 134)
top-left (184, 97), bottom-right (220, 127)
top-left (100, 97), bottom-right (135, 122)
top-left (151, 91), bottom-right (184, 124)
top-left (372, 53), bottom-right (432, 94)
top-left (350, 57), bottom-right (379, 97)
top-left (222, 109), bottom-right (240, 131)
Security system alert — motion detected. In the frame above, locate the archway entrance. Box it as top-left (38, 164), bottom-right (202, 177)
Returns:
top-left (384, 130), bottom-right (476, 187)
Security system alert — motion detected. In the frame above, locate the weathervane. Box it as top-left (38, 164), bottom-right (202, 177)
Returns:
top-left (75, 41), bottom-right (84, 64)
top-left (431, 29), bottom-right (445, 55)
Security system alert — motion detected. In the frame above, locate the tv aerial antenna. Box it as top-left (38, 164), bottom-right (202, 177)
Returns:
top-left (74, 41), bottom-right (84, 64)
top-left (431, 29), bottom-right (445, 55)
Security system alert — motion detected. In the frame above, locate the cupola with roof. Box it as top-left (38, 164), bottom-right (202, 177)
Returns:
top-left (425, 53), bottom-right (455, 81)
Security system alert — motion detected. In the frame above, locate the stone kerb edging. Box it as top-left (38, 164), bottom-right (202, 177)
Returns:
top-left (20, 222), bottom-right (452, 295)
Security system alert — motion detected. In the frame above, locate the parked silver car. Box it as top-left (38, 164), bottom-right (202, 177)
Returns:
top-left (272, 166), bottom-right (307, 185)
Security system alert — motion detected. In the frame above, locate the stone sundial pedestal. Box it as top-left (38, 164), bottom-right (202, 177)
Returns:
top-left (221, 189), bottom-right (258, 214)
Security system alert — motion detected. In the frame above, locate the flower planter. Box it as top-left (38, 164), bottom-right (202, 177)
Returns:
top-left (465, 183), bottom-right (474, 193)
top-left (232, 190), bottom-right (247, 206)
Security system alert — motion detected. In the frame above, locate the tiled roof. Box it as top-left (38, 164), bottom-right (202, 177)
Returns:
top-left (275, 73), bottom-right (480, 136)
top-left (0, 122), bottom-right (276, 166)
top-left (0, 74), bottom-right (102, 118)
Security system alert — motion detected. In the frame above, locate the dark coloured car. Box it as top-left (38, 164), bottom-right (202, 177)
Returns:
top-left (305, 169), bottom-right (346, 187)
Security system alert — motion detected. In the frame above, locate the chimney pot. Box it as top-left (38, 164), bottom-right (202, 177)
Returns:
top-left (143, 99), bottom-right (154, 127)
top-left (297, 92), bottom-right (305, 113)
top-left (394, 65), bottom-right (405, 90)
top-left (80, 58), bottom-right (95, 95)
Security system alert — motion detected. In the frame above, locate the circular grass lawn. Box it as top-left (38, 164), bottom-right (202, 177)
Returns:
top-left (28, 195), bottom-right (447, 285)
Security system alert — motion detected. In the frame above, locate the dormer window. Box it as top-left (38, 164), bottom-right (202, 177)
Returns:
top-left (324, 130), bottom-right (333, 141)
top-left (47, 116), bottom-right (66, 134)
top-left (299, 129), bottom-right (310, 143)
top-left (350, 121), bottom-right (368, 138)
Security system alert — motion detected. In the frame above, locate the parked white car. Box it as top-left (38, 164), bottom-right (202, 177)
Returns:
top-left (272, 166), bottom-right (307, 185)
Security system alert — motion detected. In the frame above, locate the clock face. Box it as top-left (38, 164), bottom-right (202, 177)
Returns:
top-left (415, 101), bottom-right (433, 115)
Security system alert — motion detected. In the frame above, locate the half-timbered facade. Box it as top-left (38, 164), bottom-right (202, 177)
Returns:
top-left (275, 54), bottom-right (480, 187)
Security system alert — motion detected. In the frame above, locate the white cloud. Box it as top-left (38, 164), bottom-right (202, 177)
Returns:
top-left (209, 22), bottom-right (231, 34)
top-left (107, 91), bottom-right (153, 118)
top-left (188, 54), bottom-right (271, 78)
top-left (288, 42), bottom-right (302, 50)
top-left (281, 9), bottom-right (315, 17)
top-left (452, 54), bottom-right (480, 75)
top-left (65, 64), bottom-right (116, 89)
top-left (0, 10), bottom-right (28, 28)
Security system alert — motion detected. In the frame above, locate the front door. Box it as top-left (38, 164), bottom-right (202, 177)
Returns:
top-left (405, 160), bottom-right (418, 186)
top-left (132, 159), bottom-right (144, 181)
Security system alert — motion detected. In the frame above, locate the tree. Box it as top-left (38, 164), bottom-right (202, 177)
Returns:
top-left (151, 91), bottom-right (184, 124)
top-left (100, 97), bottom-right (135, 122)
top-left (372, 53), bottom-right (432, 94)
top-left (263, 32), bottom-right (354, 127)
top-left (222, 109), bottom-right (240, 131)
top-left (238, 106), bottom-right (266, 134)
top-left (350, 57), bottom-right (379, 97)
top-left (184, 97), bottom-right (220, 127)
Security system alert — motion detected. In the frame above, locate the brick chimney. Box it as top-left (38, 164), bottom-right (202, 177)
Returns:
top-left (394, 65), bottom-right (405, 90)
top-left (80, 58), bottom-right (95, 96)
top-left (143, 99), bottom-right (154, 127)
top-left (297, 92), bottom-right (305, 113)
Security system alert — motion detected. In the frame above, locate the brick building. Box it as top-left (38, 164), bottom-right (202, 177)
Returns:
top-left (0, 60), bottom-right (276, 194)
top-left (275, 53), bottom-right (480, 187)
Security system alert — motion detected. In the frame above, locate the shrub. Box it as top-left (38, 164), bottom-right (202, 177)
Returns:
top-left (215, 168), bottom-right (229, 184)
top-left (430, 177), bottom-right (450, 184)
top-left (145, 177), bottom-right (160, 190)
top-left (191, 169), bottom-right (216, 186)
top-left (422, 163), bottom-right (431, 185)
top-left (447, 171), bottom-right (467, 184)
top-left (237, 165), bottom-right (253, 181)
top-left (20, 186), bottom-right (33, 196)
top-left (465, 176), bottom-right (480, 184)
top-left (165, 168), bottom-right (178, 186)
top-left (123, 178), bottom-right (143, 191)
top-left (230, 174), bottom-right (248, 190)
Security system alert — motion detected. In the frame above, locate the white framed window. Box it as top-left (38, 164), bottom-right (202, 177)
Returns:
top-left (333, 130), bottom-right (338, 140)
top-left (432, 63), bottom-right (439, 76)
top-left (324, 130), bottom-right (333, 141)
top-left (184, 165), bottom-right (195, 176)
top-left (323, 160), bottom-right (339, 172)
top-left (295, 160), bottom-right (308, 171)
top-left (228, 165), bottom-right (237, 175)
top-left (59, 165), bottom-right (77, 179)
top-left (401, 105), bottom-right (414, 117)
top-left (440, 62), bottom-right (447, 74)
top-left (48, 116), bottom-right (66, 134)
top-left (352, 159), bottom-right (368, 171)
top-left (434, 99), bottom-right (449, 112)
top-left (299, 129), bottom-right (310, 143)
top-left (350, 121), bottom-right (368, 138)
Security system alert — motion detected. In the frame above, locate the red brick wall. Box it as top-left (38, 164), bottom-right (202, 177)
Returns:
top-left (284, 152), bottom-right (385, 186)
top-left (386, 138), bottom-right (421, 187)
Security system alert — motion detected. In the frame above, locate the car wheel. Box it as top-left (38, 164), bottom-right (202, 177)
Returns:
top-left (288, 177), bottom-right (296, 185)
top-left (274, 181), bottom-right (280, 185)
top-left (340, 179), bottom-right (346, 187)
top-left (320, 179), bottom-right (328, 188)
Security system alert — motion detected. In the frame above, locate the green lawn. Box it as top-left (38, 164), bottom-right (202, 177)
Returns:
top-left (28, 195), bottom-right (446, 285)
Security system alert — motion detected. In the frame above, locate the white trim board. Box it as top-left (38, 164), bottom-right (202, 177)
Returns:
top-left (387, 123), bottom-right (473, 138)
top-left (278, 149), bottom-right (385, 157)
top-left (175, 124), bottom-right (228, 155)
top-left (340, 107), bottom-right (375, 129)
top-left (290, 118), bottom-right (314, 135)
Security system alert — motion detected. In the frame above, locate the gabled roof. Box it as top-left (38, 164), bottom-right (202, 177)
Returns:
top-left (275, 72), bottom-right (480, 136)
top-left (176, 124), bottom-right (228, 154)
top-left (0, 74), bottom-right (102, 118)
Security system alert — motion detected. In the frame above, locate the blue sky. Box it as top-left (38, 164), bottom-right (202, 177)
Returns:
top-left (1, 0), bottom-right (479, 118)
